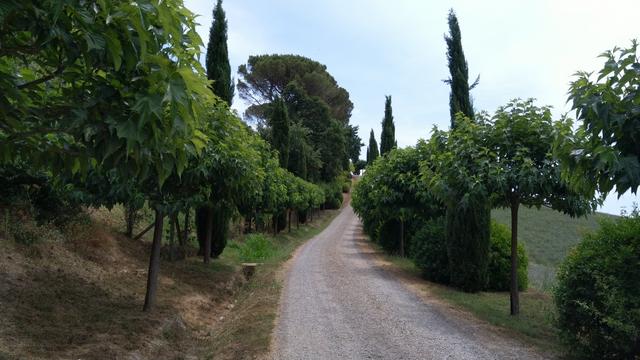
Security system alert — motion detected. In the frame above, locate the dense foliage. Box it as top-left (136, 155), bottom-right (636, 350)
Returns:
top-left (558, 41), bottom-right (640, 197)
top-left (486, 222), bottom-right (528, 291)
top-left (0, 0), bottom-right (332, 312)
top-left (426, 118), bottom-right (492, 292)
top-left (237, 54), bottom-right (356, 184)
top-left (408, 218), bottom-right (529, 291)
top-left (353, 145), bottom-right (444, 256)
top-left (555, 213), bottom-right (640, 359)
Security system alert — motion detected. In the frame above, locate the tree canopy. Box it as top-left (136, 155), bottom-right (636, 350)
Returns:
top-left (238, 54), bottom-right (356, 183)
top-left (0, 0), bottom-right (212, 186)
top-left (558, 40), bottom-right (640, 197)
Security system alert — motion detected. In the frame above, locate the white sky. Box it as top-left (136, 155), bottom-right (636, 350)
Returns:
top-left (183, 0), bottom-right (639, 214)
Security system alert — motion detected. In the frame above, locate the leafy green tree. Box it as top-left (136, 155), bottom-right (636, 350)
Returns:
top-left (0, 0), bottom-right (211, 184)
top-left (270, 97), bottom-right (291, 168)
top-left (366, 129), bottom-right (379, 165)
top-left (237, 54), bottom-right (353, 123)
top-left (380, 96), bottom-right (396, 155)
top-left (557, 40), bottom-right (640, 198)
top-left (205, 0), bottom-right (234, 105)
top-left (487, 99), bottom-right (598, 315)
top-left (444, 9), bottom-right (478, 128)
top-left (237, 55), bottom-right (354, 182)
top-left (425, 117), bottom-right (492, 292)
top-left (353, 145), bottom-right (443, 256)
top-left (0, 0), bottom-right (213, 312)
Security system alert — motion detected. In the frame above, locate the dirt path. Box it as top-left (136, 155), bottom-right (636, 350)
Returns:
top-left (270, 205), bottom-right (547, 360)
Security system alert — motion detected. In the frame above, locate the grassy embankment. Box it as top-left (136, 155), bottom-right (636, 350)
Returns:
top-left (0, 204), bottom-right (339, 360)
top-left (381, 206), bottom-right (615, 355)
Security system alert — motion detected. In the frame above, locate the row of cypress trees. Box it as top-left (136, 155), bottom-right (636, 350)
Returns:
top-left (366, 96), bottom-right (396, 165)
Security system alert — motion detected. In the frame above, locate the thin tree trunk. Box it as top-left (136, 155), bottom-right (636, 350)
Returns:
top-left (175, 212), bottom-right (182, 245)
top-left (182, 210), bottom-right (189, 247)
top-left (169, 213), bottom-right (176, 262)
top-left (288, 209), bottom-right (292, 233)
top-left (204, 208), bottom-right (213, 264)
top-left (297, 211), bottom-right (300, 229)
top-left (510, 197), bottom-right (520, 316)
top-left (399, 219), bottom-right (405, 257)
top-left (125, 203), bottom-right (136, 238)
top-left (143, 208), bottom-right (164, 312)
top-left (133, 222), bottom-right (154, 241)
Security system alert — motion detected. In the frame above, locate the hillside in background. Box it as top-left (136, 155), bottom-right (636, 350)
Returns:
top-left (492, 206), bottom-right (617, 290)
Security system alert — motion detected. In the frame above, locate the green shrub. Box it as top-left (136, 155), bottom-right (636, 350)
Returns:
top-left (486, 221), bottom-right (528, 291)
top-left (410, 217), bottom-right (449, 284)
top-left (232, 234), bottom-right (276, 262)
top-left (554, 214), bottom-right (640, 359)
top-left (378, 219), bottom-right (401, 254)
top-left (446, 199), bottom-right (491, 292)
top-left (320, 181), bottom-right (342, 209)
top-left (342, 181), bottom-right (351, 193)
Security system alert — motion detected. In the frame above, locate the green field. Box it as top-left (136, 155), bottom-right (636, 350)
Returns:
top-left (491, 206), bottom-right (616, 290)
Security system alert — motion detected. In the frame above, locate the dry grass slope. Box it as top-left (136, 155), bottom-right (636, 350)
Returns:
top-left (0, 204), bottom-right (339, 360)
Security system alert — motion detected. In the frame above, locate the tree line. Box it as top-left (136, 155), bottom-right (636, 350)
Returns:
top-left (352, 9), bottom-right (639, 359)
top-left (0, 0), bottom-right (356, 312)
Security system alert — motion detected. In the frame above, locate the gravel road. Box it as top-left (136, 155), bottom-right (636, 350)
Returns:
top-left (270, 205), bottom-right (548, 360)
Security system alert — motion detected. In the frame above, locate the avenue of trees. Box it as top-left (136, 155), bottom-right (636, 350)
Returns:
top-left (353, 10), bottom-right (638, 358)
top-left (0, 0), bottom-right (342, 312)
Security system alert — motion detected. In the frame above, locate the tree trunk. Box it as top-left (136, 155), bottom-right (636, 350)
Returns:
top-left (143, 208), bottom-right (164, 312)
top-left (288, 209), bottom-right (292, 233)
top-left (510, 197), bottom-right (520, 316)
top-left (296, 211), bottom-right (300, 229)
top-left (133, 222), bottom-right (154, 241)
top-left (180, 209), bottom-right (189, 247)
top-left (399, 219), bottom-right (405, 257)
top-left (169, 213), bottom-right (176, 262)
top-left (175, 212), bottom-right (182, 246)
top-left (125, 203), bottom-right (136, 238)
top-left (204, 208), bottom-right (213, 264)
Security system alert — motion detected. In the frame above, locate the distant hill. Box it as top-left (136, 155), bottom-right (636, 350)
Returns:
top-left (491, 206), bottom-right (617, 290)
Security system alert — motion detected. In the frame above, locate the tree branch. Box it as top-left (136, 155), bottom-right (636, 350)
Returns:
top-left (17, 64), bottom-right (65, 90)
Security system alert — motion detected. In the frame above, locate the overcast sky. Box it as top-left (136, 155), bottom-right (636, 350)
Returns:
top-left (183, 0), bottom-right (639, 214)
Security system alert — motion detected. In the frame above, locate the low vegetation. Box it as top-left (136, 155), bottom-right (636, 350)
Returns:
top-left (0, 200), bottom-right (340, 359)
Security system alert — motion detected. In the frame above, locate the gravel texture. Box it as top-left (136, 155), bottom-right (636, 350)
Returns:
top-left (271, 205), bottom-right (548, 360)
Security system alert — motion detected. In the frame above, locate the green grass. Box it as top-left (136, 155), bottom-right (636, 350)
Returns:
top-left (492, 206), bottom-right (615, 290)
top-left (431, 286), bottom-right (560, 354)
top-left (378, 206), bottom-right (619, 356)
top-left (384, 252), bottom-right (562, 356)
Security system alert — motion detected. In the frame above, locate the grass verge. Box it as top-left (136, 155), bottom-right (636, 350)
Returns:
top-left (204, 208), bottom-right (341, 360)
top-left (380, 250), bottom-right (564, 357)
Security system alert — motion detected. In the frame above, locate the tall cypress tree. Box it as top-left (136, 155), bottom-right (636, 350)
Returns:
top-left (271, 97), bottom-right (290, 168)
top-left (206, 0), bottom-right (234, 105)
top-left (444, 9), bottom-right (476, 128)
top-left (379, 95), bottom-right (396, 156)
top-left (366, 129), bottom-right (379, 165)
top-left (444, 9), bottom-right (490, 293)
top-left (197, 0), bottom-right (234, 262)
